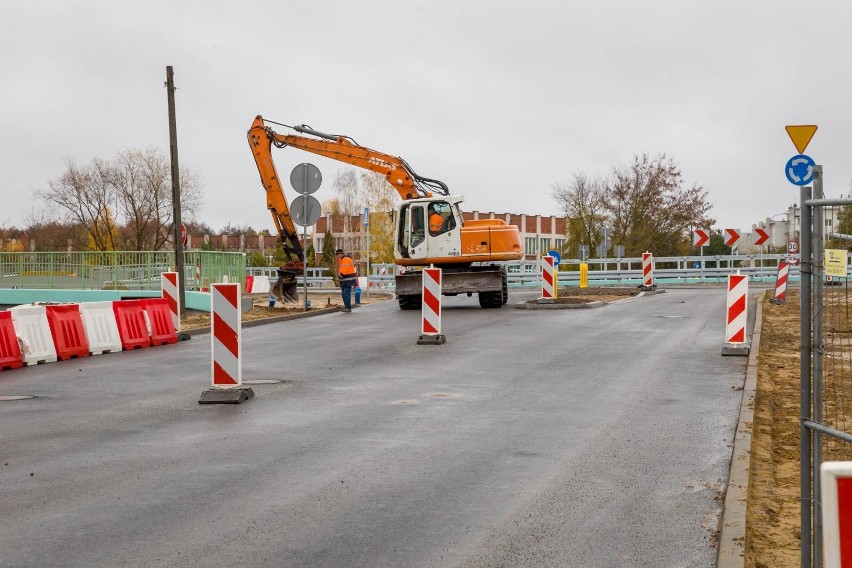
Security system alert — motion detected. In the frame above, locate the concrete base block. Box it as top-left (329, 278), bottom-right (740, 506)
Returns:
top-left (417, 334), bottom-right (446, 345)
top-left (198, 387), bottom-right (255, 404)
top-left (536, 298), bottom-right (555, 304)
top-left (721, 344), bottom-right (751, 356)
top-left (769, 298), bottom-right (786, 305)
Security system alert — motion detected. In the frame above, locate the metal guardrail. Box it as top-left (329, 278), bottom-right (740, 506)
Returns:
top-left (1, 252), bottom-right (806, 292)
top-left (247, 254), bottom-right (808, 291)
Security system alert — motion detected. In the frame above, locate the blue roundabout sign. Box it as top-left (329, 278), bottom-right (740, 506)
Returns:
top-left (785, 154), bottom-right (815, 186)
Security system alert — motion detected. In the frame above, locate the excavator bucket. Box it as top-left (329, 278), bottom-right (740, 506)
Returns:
top-left (272, 275), bottom-right (299, 304)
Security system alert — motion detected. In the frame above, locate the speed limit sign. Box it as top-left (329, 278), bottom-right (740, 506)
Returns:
top-left (788, 241), bottom-right (799, 254)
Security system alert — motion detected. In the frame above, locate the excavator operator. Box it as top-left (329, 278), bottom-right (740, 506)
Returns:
top-left (429, 210), bottom-right (444, 236)
top-left (428, 202), bottom-right (454, 236)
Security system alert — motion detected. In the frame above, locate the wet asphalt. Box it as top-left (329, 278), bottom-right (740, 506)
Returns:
top-left (0, 287), bottom-right (751, 567)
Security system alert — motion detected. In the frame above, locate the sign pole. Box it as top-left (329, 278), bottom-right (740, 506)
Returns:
top-left (302, 163), bottom-right (308, 312)
top-left (364, 208), bottom-right (371, 298)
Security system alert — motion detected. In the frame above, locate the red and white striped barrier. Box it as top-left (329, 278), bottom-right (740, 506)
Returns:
top-left (417, 267), bottom-right (445, 345)
top-left (199, 282), bottom-right (254, 403)
top-left (770, 261), bottom-right (789, 304)
top-left (161, 272), bottom-right (181, 332)
top-left (725, 274), bottom-right (748, 345)
top-left (820, 461), bottom-right (852, 567)
top-left (244, 274), bottom-right (271, 294)
top-left (197, 263), bottom-right (208, 292)
top-left (540, 255), bottom-right (555, 299)
top-left (211, 283), bottom-right (242, 387)
top-left (1, 296), bottom-right (182, 372)
top-left (0, 312), bottom-right (23, 371)
top-left (642, 252), bottom-right (654, 287)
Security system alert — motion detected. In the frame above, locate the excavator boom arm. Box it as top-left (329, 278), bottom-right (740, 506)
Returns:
top-left (249, 116), bottom-right (448, 203)
top-left (247, 117), bottom-right (304, 260)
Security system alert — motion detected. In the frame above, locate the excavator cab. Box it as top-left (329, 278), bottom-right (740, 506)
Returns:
top-left (396, 196), bottom-right (464, 263)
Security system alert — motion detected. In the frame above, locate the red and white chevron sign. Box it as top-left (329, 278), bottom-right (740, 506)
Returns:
top-left (211, 283), bottom-right (241, 387)
top-left (723, 229), bottom-right (740, 247)
top-left (421, 268), bottom-right (442, 335)
top-left (754, 228), bottom-right (770, 247)
top-left (161, 272), bottom-right (180, 332)
top-left (693, 229), bottom-right (710, 247)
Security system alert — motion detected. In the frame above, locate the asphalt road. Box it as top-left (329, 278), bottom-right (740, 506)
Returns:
top-left (0, 288), bottom-right (750, 567)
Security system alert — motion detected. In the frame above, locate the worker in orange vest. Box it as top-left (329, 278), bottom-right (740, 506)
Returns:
top-left (335, 249), bottom-right (357, 312)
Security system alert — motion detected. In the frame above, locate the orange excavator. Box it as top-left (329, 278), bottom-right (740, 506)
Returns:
top-left (248, 115), bottom-right (523, 308)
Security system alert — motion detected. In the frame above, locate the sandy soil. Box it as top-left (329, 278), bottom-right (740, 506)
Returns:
top-left (744, 291), bottom-right (801, 567)
top-left (549, 285), bottom-right (642, 304)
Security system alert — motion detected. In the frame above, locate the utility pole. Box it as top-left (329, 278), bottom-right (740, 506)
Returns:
top-left (166, 66), bottom-right (186, 314)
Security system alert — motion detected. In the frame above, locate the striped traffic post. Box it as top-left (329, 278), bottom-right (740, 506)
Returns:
top-left (417, 267), bottom-right (446, 345)
top-left (722, 273), bottom-right (750, 356)
top-left (642, 252), bottom-right (655, 288)
top-left (199, 282), bottom-right (254, 403)
top-left (540, 255), bottom-right (555, 301)
top-left (161, 272), bottom-right (181, 333)
top-left (820, 461), bottom-right (852, 568)
top-left (770, 261), bottom-right (789, 305)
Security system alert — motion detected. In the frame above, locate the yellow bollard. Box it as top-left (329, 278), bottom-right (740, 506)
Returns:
top-left (580, 263), bottom-right (588, 288)
top-left (554, 266), bottom-right (559, 298)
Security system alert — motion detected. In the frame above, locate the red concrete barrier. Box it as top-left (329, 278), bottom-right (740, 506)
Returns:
top-left (141, 298), bottom-right (177, 346)
top-left (45, 304), bottom-right (90, 361)
top-left (0, 311), bottom-right (23, 371)
top-left (112, 300), bottom-right (151, 350)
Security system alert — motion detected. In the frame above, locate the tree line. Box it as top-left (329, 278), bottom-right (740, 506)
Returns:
top-left (550, 153), bottom-right (715, 257)
top-left (4, 147), bottom-right (727, 263)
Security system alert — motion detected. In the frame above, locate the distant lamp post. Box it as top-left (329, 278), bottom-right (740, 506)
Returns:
top-left (763, 213), bottom-right (787, 254)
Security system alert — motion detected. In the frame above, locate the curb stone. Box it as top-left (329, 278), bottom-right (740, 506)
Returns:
top-left (716, 290), bottom-right (763, 567)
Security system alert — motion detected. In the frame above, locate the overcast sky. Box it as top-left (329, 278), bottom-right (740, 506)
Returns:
top-left (2, 0), bottom-right (850, 237)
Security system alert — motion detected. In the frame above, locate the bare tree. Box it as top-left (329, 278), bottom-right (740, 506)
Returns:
top-left (36, 149), bottom-right (202, 251)
top-left (332, 169), bottom-right (361, 215)
top-left (37, 158), bottom-right (121, 251)
top-left (550, 172), bottom-right (607, 255)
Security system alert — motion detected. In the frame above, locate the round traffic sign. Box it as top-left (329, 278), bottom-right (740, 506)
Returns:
top-left (291, 195), bottom-right (322, 227)
top-left (785, 154), bottom-right (815, 186)
top-left (788, 240), bottom-right (799, 254)
top-left (290, 163), bottom-right (322, 195)
top-left (546, 250), bottom-right (561, 265)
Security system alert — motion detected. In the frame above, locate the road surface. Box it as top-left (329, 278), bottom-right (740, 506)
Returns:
top-left (0, 288), bottom-right (750, 567)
